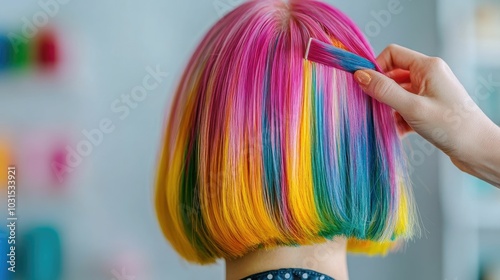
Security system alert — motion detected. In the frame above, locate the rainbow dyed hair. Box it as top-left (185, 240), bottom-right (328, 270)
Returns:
top-left (155, 0), bottom-right (417, 264)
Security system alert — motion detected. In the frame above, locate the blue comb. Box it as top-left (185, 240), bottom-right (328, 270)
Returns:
top-left (305, 38), bottom-right (376, 73)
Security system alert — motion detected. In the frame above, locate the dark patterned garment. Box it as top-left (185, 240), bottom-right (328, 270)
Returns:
top-left (240, 268), bottom-right (335, 280)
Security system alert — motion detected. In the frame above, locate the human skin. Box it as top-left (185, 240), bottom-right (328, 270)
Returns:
top-left (354, 45), bottom-right (500, 188)
top-left (225, 237), bottom-right (349, 280)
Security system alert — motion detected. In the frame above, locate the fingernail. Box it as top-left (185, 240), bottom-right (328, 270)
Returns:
top-left (355, 70), bottom-right (371, 86)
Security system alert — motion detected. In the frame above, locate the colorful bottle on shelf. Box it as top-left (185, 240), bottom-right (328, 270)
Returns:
top-left (0, 28), bottom-right (59, 72)
top-left (0, 139), bottom-right (11, 187)
top-left (0, 35), bottom-right (10, 70)
top-left (1, 230), bottom-right (13, 280)
top-left (22, 226), bottom-right (62, 280)
top-left (36, 30), bottom-right (58, 69)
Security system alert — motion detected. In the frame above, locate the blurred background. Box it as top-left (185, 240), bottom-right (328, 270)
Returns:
top-left (0, 0), bottom-right (499, 279)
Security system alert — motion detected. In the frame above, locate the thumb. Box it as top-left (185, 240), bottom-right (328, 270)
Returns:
top-left (354, 69), bottom-right (415, 112)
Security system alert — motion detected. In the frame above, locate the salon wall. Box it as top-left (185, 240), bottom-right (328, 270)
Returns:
top-left (0, 0), bottom-right (440, 279)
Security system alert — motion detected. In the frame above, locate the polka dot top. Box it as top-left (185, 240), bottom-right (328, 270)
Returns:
top-left (240, 268), bottom-right (335, 280)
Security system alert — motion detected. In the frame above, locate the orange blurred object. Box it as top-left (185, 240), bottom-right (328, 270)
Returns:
top-left (0, 139), bottom-right (12, 187)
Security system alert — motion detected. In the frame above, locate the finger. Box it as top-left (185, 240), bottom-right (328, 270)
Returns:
top-left (394, 111), bottom-right (414, 136)
top-left (386, 69), bottom-right (411, 84)
top-left (376, 44), bottom-right (429, 72)
top-left (399, 83), bottom-right (413, 92)
top-left (354, 69), bottom-right (418, 113)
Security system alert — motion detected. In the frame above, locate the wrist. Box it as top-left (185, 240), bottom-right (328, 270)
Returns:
top-left (451, 117), bottom-right (500, 187)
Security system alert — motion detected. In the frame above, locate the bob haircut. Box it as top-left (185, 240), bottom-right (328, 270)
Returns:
top-left (155, 0), bottom-right (416, 264)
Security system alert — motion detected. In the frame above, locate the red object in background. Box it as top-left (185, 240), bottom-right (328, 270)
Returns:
top-left (50, 143), bottom-right (69, 185)
top-left (17, 132), bottom-right (71, 191)
top-left (37, 30), bottom-right (59, 69)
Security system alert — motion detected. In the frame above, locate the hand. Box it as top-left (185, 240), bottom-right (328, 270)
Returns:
top-left (353, 44), bottom-right (500, 187)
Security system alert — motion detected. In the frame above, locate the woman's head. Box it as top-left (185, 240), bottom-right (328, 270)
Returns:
top-left (156, 0), bottom-right (416, 264)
